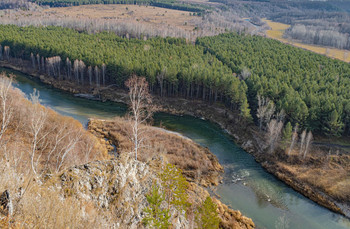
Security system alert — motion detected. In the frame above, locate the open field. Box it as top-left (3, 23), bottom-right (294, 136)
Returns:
top-left (0, 4), bottom-right (257, 40)
top-left (264, 19), bottom-right (350, 63)
top-left (45, 4), bottom-right (199, 32)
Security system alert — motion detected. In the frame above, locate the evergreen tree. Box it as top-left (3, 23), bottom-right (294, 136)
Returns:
top-left (196, 196), bottom-right (220, 229)
top-left (143, 183), bottom-right (171, 229)
top-left (282, 122), bottom-right (293, 148)
top-left (160, 164), bottom-right (190, 213)
top-left (324, 110), bottom-right (344, 137)
top-left (240, 98), bottom-right (252, 122)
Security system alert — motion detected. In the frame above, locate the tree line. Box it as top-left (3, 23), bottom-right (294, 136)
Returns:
top-left (0, 25), bottom-right (249, 118)
top-left (31, 0), bottom-right (209, 13)
top-left (196, 33), bottom-right (350, 137)
top-left (0, 0), bottom-right (33, 9)
top-left (1, 25), bottom-right (349, 137)
top-left (284, 24), bottom-right (350, 50)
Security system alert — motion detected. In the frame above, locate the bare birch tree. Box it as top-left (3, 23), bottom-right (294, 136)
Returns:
top-left (41, 57), bottom-right (45, 73)
top-left (240, 67), bottom-right (251, 80)
top-left (4, 46), bottom-right (10, 61)
top-left (303, 131), bottom-right (313, 159)
top-left (79, 60), bottom-right (85, 85)
top-left (88, 66), bottom-right (92, 86)
top-left (257, 95), bottom-right (275, 130)
top-left (36, 54), bottom-right (40, 72)
top-left (66, 57), bottom-right (71, 80)
top-left (73, 59), bottom-right (79, 84)
top-left (299, 130), bottom-right (307, 157)
top-left (125, 75), bottom-right (154, 160)
top-left (267, 119), bottom-right (283, 153)
top-left (287, 125), bottom-right (298, 156)
top-left (95, 66), bottom-right (100, 87)
top-left (28, 89), bottom-right (48, 176)
top-left (55, 129), bottom-right (82, 173)
top-left (102, 63), bottom-right (106, 86)
top-left (0, 77), bottom-right (14, 146)
top-left (30, 53), bottom-right (35, 70)
top-left (157, 68), bottom-right (166, 97)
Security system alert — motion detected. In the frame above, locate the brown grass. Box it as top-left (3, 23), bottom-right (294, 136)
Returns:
top-left (0, 74), bottom-right (108, 175)
top-left (263, 19), bottom-right (350, 62)
top-left (88, 117), bottom-right (223, 186)
top-left (0, 73), bottom-right (114, 227)
top-left (276, 151), bottom-right (350, 203)
top-left (45, 4), bottom-right (199, 32)
top-left (0, 164), bottom-right (111, 228)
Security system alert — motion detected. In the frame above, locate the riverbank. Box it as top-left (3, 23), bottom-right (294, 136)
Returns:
top-left (87, 118), bottom-right (255, 229)
top-left (88, 118), bottom-right (224, 187)
top-left (1, 59), bottom-right (349, 218)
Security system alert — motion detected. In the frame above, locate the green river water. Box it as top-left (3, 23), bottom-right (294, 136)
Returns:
top-left (3, 68), bottom-right (350, 229)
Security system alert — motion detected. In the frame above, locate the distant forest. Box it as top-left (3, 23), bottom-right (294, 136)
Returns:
top-left (30, 0), bottom-right (209, 12)
top-left (0, 0), bottom-right (33, 9)
top-left (0, 25), bottom-right (349, 136)
top-left (210, 0), bottom-right (350, 50)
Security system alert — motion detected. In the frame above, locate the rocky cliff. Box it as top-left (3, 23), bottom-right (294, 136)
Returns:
top-left (50, 154), bottom-right (254, 229)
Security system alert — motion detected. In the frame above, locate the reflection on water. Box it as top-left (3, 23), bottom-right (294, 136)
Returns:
top-left (2, 68), bottom-right (350, 229)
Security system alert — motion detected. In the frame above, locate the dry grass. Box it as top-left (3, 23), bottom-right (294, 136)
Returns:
top-left (45, 4), bottom-right (199, 32)
top-left (0, 73), bottom-right (113, 227)
top-left (264, 19), bottom-right (350, 62)
top-left (0, 164), bottom-right (112, 228)
top-left (88, 117), bottom-right (223, 186)
top-left (277, 151), bottom-right (350, 203)
top-left (0, 74), bottom-right (108, 175)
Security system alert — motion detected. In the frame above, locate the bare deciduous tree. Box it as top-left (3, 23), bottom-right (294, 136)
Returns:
top-left (267, 119), bottom-right (283, 153)
top-left (95, 66), bottom-right (100, 87)
top-left (303, 131), bottom-right (313, 159)
top-left (88, 66), bottom-right (92, 86)
top-left (157, 68), bottom-right (166, 97)
top-left (55, 128), bottom-right (82, 173)
top-left (102, 63), bottom-right (106, 86)
top-left (41, 57), bottom-right (45, 73)
top-left (257, 95), bottom-right (275, 130)
top-left (66, 57), bottom-right (71, 80)
top-left (240, 67), bottom-right (251, 80)
top-left (125, 75), bottom-right (154, 160)
top-left (36, 54), bottom-right (40, 71)
top-left (287, 124), bottom-right (298, 156)
top-left (0, 77), bottom-right (14, 146)
top-left (79, 60), bottom-right (85, 85)
top-left (4, 46), bottom-right (10, 61)
top-left (299, 130), bottom-right (307, 157)
top-left (73, 59), bottom-right (79, 84)
top-left (30, 53), bottom-right (35, 70)
top-left (28, 89), bottom-right (48, 176)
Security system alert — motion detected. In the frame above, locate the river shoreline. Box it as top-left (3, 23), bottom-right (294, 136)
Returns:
top-left (1, 60), bottom-right (349, 218)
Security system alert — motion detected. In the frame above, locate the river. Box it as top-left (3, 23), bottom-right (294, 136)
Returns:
top-left (3, 68), bottom-right (350, 229)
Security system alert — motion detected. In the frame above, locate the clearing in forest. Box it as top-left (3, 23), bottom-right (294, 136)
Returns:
top-left (44, 4), bottom-right (200, 32)
top-left (264, 19), bottom-right (350, 63)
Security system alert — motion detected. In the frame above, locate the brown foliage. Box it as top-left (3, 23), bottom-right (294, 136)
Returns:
top-left (0, 72), bottom-right (111, 227)
top-left (89, 117), bottom-right (223, 186)
top-left (0, 73), bottom-right (108, 176)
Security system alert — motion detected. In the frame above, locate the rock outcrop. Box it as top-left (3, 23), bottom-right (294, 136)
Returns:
top-left (0, 190), bottom-right (13, 217)
top-left (51, 155), bottom-right (189, 229)
top-left (50, 155), bottom-right (254, 229)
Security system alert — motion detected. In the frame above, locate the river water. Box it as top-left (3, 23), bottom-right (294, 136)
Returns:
top-left (3, 68), bottom-right (350, 229)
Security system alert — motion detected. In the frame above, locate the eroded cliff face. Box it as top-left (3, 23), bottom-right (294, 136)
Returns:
top-left (50, 154), bottom-right (254, 229)
top-left (50, 155), bottom-right (184, 229)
